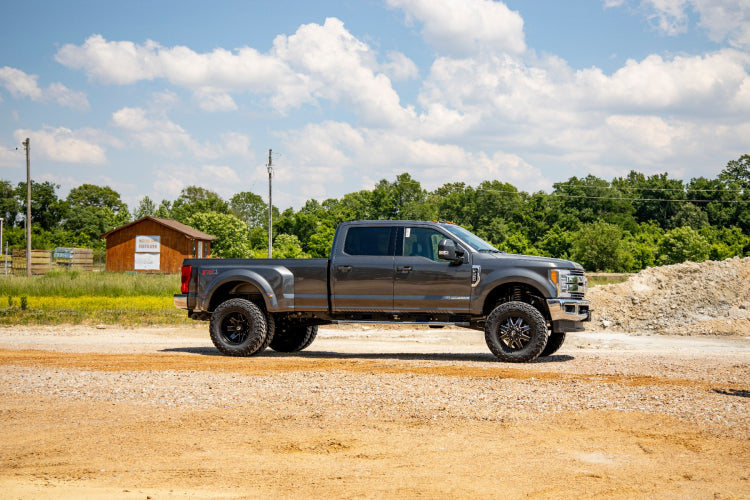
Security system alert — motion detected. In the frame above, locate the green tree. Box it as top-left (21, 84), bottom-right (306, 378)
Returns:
top-left (614, 171), bottom-right (685, 229)
top-left (67, 184), bottom-right (128, 213)
top-left (0, 180), bottom-right (19, 227)
top-left (536, 224), bottom-right (574, 259)
top-left (718, 154), bottom-right (750, 189)
top-left (687, 177), bottom-right (735, 228)
top-left (371, 173), bottom-right (435, 220)
top-left (155, 200), bottom-right (172, 218)
top-left (171, 186), bottom-right (228, 223)
top-left (185, 212), bottom-right (250, 258)
top-left (15, 180), bottom-right (67, 231)
top-left (276, 209), bottom-right (320, 250)
top-left (625, 222), bottom-right (663, 270)
top-left (307, 225), bottom-right (336, 258)
top-left (570, 221), bottom-right (632, 272)
top-left (699, 226), bottom-right (750, 260)
top-left (272, 234), bottom-right (309, 258)
top-left (134, 196), bottom-right (156, 219)
top-left (230, 191), bottom-right (270, 229)
top-left (64, 184), bottom-right (130, 249)
top-left (64, 206), bottom-right (119, 249)
top-left (717, 154), bottom-right (750, 232)
top-left (669, 202), bottom-right (708, 229)
top-left (473, 180), bottom-right (525, 229)
top-left (657, 226), bottom-right (710, 265)
top-left (431, 182), bottom-right (476, 226)
top-left (555, 175), bottom-right (634, 228)
top-left (337, 190), bottom-right (375, 220)
top-left (496, 229), bottom-right (534, 255)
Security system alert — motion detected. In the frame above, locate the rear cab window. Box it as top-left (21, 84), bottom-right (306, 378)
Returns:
top-left (343, 226), bottom-right (394, 256)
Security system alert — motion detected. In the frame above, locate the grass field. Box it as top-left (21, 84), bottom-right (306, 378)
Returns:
top-left (0, 270), bottom-right (630, 326)
top-left (0, 272), bottom-right (191, 326)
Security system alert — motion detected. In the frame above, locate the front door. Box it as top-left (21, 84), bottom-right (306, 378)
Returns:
top-left (393, 226), bottom-right (471, 314)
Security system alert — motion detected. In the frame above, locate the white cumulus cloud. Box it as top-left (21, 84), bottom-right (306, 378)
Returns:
top-left (54, 20), bottom-right (419, 123)
top-left (13, 127), bottom-right (106, 164)
top-left (607, 0), bottom-right (750, 49)
top-left (0, 66), bottom-right (89, 110)
top-left (386, 0), bottom-right (526, 56)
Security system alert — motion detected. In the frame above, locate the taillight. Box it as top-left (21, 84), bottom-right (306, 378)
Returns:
top-left (180, 265), bottom-right (192, 294)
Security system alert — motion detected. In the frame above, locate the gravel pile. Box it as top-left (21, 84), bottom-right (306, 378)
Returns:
top-left (588, 257), bottom-right (750, 335)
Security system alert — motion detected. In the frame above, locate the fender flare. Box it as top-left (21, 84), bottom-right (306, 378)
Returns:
top-left (200, 266), bottom-right (295, 312)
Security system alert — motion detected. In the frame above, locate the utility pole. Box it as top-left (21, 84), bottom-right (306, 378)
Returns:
top-left (267, 149), bottom-right (273, 259)
top-left (23, 138), bottom-right (31, 277)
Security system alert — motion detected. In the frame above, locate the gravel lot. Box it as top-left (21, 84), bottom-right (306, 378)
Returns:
top-left (0, 324), bottom-right (748, 499)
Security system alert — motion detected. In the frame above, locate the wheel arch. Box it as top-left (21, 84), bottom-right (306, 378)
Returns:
top-left (482, 281), bottom-right (551, 321)
top-left (202, 267), bottom-right (293, 313)
top-left (208, 280), bottom-right (267, 312)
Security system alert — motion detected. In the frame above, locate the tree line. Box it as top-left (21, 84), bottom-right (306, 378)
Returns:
top-left (1, 155), bottom-right (748, 272)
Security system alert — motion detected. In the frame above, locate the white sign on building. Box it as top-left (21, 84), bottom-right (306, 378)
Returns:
top-left (135, 235), bottom-right (161, 270)
top-left (134, 252), bottom-right (160, 271)
top-left (135, 235), bottom-right (161, 253)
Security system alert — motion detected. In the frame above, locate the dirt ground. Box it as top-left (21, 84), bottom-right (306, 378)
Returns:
top-left (0, 324), bottom-right (748, 499)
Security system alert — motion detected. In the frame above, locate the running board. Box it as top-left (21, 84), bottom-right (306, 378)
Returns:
top-left (334, 320), bottom-right (471, 327)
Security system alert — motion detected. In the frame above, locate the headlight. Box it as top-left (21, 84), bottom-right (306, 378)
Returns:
top-left (550, 269), bottom-right (587, 297)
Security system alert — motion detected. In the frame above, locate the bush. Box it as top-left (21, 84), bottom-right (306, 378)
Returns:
top-left (658, 226), bottom-right (710, 265)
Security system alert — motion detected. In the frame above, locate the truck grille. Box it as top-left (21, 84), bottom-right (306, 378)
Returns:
top-left (569, 270), bottom-right (587, 299)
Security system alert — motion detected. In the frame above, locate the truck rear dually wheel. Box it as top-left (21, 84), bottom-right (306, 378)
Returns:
top-left (270, 324), bottom-right (318, 352)
top-left (484, 301), bottom-right (548, 362)
top-left (209, 299), bottom-right (273, 356)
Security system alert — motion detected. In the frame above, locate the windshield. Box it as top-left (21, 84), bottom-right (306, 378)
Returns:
top-left (440, 224), bottom-right (500, 253)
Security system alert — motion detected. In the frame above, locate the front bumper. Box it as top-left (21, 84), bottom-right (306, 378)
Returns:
top-left (547, 298), bottom-right (591, 324)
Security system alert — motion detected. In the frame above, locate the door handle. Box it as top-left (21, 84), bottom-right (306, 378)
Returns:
top-left (397, 265), bottom-right (412, 273)
top-left (337, 265), bottom-right (352, 272)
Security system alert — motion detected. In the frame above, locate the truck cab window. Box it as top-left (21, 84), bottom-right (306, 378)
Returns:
top-left (403, 227), bottom-right (448, 262)
top-left (343, 226), bottom-right (393, 256)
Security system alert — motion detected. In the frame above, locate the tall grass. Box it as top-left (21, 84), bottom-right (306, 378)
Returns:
top-left (587, 274), bottom-right (632, 287)
top-left (0, 296), bottom-right (191, 326)
top-left (0, 271), bottom-right (179, 297)
top-left (0, 271), bottom-right (187, 326)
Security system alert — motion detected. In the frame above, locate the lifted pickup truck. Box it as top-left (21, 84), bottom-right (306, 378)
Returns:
top-left (175, 220), bottom-right (590, 362)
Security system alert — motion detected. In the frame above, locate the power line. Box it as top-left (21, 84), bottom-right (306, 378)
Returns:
top-left (470, 186), bottom-right (750, 204)
top-left (555, 185), bottom-right (747, 193)
top-left (546, 193), bottom-right (750, 204)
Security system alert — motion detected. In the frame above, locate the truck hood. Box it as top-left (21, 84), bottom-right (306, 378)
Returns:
top-left (476, 251), bottom-right (584, 270)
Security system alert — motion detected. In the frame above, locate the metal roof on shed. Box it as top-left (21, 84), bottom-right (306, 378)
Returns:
top-left (101, 216), bottom-right (217, 240)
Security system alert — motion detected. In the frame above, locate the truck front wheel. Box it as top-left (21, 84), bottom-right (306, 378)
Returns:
top-left (540, 331), bottom-right (566, 357)
top-left (484, 301), bottom-right (548, 362)
top-left (209, 299), bottom-right (273, 356)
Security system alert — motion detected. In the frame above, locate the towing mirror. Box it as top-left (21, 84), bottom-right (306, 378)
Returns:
top-left (438, 239), bottom-right (463, 263)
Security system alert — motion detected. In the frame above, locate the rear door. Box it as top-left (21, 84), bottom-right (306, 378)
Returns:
top-left (330, 225), bottom-right (396, 313)
top-left (393, 225), bottom-right (472, 314)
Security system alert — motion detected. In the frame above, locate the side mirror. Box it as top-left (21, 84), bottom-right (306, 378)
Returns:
top-left (438, 239), bottom-right (464, 263)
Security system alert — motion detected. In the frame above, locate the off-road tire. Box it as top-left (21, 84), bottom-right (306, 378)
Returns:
top-left (270, 324), bottom-right (318, 353)
top-left (209, 299), bottom-right (272, 356)
top-left (540, 331), bottom-right (566, 357)
top-left (484, 301), bottom-right (548, 363)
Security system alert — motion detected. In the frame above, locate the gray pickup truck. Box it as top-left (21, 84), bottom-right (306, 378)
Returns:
top-left (175, 220), bottom-right (590, 362)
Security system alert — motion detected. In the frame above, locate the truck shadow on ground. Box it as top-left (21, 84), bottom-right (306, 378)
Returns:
top-left (161, 347), bottom-right (575, 363)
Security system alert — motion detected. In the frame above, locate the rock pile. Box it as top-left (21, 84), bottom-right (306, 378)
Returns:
top-left (587, 257), bottom-right (750, 335)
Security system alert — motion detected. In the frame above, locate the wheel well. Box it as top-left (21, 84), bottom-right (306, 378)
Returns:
top-left (483, 283), bottom-right (550, 320)
top-left (208, 281), bottom-right (265, 312)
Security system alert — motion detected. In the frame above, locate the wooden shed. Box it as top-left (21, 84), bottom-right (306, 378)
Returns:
top-left (101, 217), bottom-right (216, 274)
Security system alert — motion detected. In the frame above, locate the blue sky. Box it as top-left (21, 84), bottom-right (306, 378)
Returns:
top-left (1, 0), bottom-right (748, 212)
